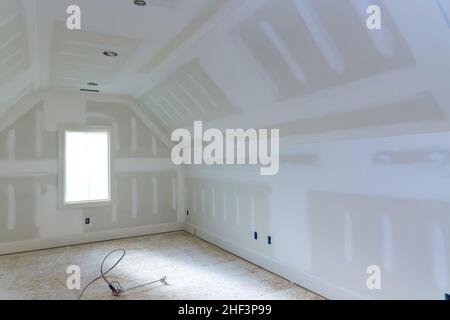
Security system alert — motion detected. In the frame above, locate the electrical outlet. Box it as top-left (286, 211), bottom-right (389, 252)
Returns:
top-left (85, 218), bottom-right (90, 225)
top-left (267, 236), bottom-right (272, 245)
top-left (254, 232), bottom-right (258, 240)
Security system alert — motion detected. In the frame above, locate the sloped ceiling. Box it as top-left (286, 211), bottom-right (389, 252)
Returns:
top-left (0, 0), bottom-right (35, 114)
top-left (1, 0), bottom-right (450, 143)
top-left (0, 0), bottom-right (30, 88)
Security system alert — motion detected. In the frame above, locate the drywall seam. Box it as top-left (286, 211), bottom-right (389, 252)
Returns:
top-left (0, 221), bottom-right (184, 255)
top-left (176, 166), bottom-right (186, 223)
top-left (184, 223), bottom-right (365, 300)
top-left (0, 160), bottom-right (56, 177)
top-left (131, 177), bottom-right (138, 219)
top-left (21, 0), bottom-right (40, 89)
top-left (7, 184), bottom-right (16, 230)
top-left (6, 129), bottom-right (15, 160)
top-left (0, 159), bottom-right (174, 177)
top-left (130, 116), bottom-right (138, 154)
top-left (152, 177), bottom-right (159, 214)
top-left (115, 158), bottom-right (174, 172)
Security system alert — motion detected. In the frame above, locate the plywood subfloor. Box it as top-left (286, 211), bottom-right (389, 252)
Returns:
top-left (0, 231), bottom-right (323, 300)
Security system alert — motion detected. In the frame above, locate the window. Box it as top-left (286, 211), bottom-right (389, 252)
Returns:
top-left (58, 125), bottom-right (112, 208)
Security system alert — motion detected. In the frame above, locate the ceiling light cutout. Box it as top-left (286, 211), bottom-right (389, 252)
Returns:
top-left (134, 0), bottom-right (147, 6)
top-left (103, 51), bottom-right (118, 57)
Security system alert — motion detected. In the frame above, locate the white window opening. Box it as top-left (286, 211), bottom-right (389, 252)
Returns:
top-left (58, 125), bottom-right (112, 208)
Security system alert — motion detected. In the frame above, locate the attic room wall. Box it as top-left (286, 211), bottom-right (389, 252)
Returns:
top-left (185, 132), bottom-right (450, 300)
top-left (141, 0), bottom-right (450, 300)
top-left (0, 90), bottom-right (182, 254)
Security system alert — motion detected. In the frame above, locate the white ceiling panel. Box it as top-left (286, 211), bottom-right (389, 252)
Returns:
top-left (49, 23), bottom-right (140, 91)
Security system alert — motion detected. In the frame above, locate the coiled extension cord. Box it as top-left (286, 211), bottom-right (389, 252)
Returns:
top-left (78, 248), bottom-right (168, 299)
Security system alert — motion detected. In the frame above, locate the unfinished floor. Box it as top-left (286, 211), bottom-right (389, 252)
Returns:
top-left (0, 231), bottom-right (322, 300)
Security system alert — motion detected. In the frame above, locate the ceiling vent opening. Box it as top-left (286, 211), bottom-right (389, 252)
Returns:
top-left (103, 51), bottom-right (118, 57)
top-left (134, 0), bottom-right (147, 6)
top-left (80, 89), bottom-right (100, 93)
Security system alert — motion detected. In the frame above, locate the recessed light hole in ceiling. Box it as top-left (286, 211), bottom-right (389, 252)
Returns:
top-left (134, 0), bottom-right (147, 6)
top-left (103, 51), bottom-right (119, 57)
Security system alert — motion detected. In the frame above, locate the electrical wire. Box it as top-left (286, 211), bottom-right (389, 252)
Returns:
top-left (78, 248), bottom-right (167, 299)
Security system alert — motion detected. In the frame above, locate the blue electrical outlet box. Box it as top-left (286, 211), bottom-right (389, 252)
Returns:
top-left (445, 293), bottom-right (450, 300)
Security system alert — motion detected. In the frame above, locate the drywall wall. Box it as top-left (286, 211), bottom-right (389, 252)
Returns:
top-left (0, 90), bottom-right (183, 254)
top-left (185, 132), bottom-right (450, 300)
top-left (168, 0), bottom-right (450, 300)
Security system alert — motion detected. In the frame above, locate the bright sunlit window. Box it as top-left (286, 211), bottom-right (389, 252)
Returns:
top-left (58, 125), bottom-right (112, 208)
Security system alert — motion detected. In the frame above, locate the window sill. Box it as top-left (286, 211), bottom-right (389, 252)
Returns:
top-left (60, 200), bottom-right (113, 210)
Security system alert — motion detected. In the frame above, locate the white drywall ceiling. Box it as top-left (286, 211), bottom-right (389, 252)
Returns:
top-left (1, 0), bottom-right (450, 142)
top-left (0, 0), bottom-right (241, 116)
